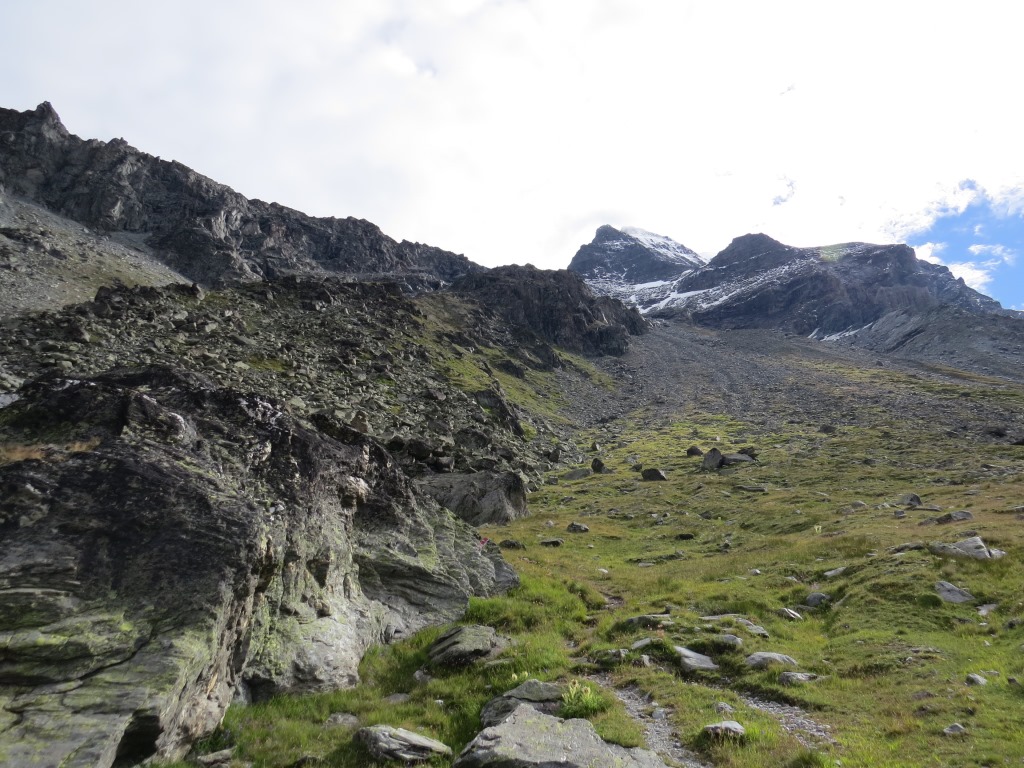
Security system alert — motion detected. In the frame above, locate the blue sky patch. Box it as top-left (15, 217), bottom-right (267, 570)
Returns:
top-left (906, 187), bottom-right (1024, 310)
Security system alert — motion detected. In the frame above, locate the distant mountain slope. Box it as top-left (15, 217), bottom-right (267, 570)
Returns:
top-left (568, 225), bottom-right (704, 284)
top-left (0, 103), bottom-right (480, 288)
top-left (574, 228), bottom-right (1011, 336)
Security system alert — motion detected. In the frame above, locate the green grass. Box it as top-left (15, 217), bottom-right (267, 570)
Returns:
top-left (162, 350), bottom-right (1024, 768)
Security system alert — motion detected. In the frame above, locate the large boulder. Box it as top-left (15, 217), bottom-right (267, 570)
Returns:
top-left (416, 471), bottom-right (529, 526)
top-left (0, 366), bottom-right (516, 767)
top-left (453, 703), bottom-right (667, 768)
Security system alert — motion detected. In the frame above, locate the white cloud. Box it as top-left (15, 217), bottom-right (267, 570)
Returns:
top-left (913, 242), bottom-right (946, 264)
top-left (1, 1), bottom-right (1023, 268)
top-left (947, 262), bottom-right (999, 292)
top-left (968, 243), bottom-right (1016, 264)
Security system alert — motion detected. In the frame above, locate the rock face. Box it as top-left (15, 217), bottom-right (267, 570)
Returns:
top-left (416, 471), bottom-right (529, 526)
top-left (0, 366), bottom-right (516, 767)
top-left (568, 225), bottom-right (704, 283)
top-left (453, 703), bottom-right (668, 768)
top-left (452, 265), bottom-right (647, 356)
top-left (0, 103), bottom-right (480, 287)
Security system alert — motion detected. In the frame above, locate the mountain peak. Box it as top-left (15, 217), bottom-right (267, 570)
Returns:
top-left (568, 225), bottom-right (703, 283)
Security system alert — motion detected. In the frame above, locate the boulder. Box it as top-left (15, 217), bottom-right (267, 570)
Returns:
top-left (935, 581), bottom-right (975, 604)
top-left (453, 703), bottom-right (667, 768)
top-left (805, 592), bottom-right (831, 608)
top-left (480, 679), bottom-right (564, 727)
top-left (591, 457), bottom-right (605, 473)
top-left (416, 471), bottom-right (529, 526)
top-left (702, 720), bottom-right (746, 739)
top-left (428, 625), bottom-right (508, 668)
top-left (641, 468), bottom-right (668, 481)
top-left (356, 725), bottom-right (452, 763)
top-left (936, 510), bottom-right (974, 525)
top-left (745, 652), bottom-right (799, 669)
top-left (674, 646), bottom-right (719, 673)
top-left (686, 445), bottom-right (704, 457)
top-left (928, 536), bottom-right (1006, 560)
top-left (701, 448), bottom-right (725, 470)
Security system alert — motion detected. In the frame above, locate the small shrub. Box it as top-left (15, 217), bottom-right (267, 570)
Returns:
top-left (559, 679), bottom-right (609, 719)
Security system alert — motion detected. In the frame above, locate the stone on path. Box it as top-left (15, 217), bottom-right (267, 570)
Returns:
top-left (357, 725), bottom-right (452, 763)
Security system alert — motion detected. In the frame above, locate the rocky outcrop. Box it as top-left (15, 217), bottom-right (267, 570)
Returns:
top-left (0, 103), bottom-right (480, 287)
top-left (0, 366), bottom-right (516, 767)
top-left (416, 471), bottom-right (529, 526)
top-left (451, 265), bottom-right (647, 356)
top-left (568, 225), bottom-right (703, 283)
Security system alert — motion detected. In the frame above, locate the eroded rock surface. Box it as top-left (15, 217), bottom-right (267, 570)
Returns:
top-left (0, 366), bottom-right (515, 766)
top-left (453, 703), bottom-right (667, 768)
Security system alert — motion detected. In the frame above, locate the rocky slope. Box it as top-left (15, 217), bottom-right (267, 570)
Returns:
top-left (0, 103), bottom-right (480, 290)
top-left (0, 271), bottom-right (646, 766)
top-left (452, 265), bottom-right (648, 357)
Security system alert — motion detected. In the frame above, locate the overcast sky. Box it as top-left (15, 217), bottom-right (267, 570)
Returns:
top-left (3, 1), bottom-right (1023, 307)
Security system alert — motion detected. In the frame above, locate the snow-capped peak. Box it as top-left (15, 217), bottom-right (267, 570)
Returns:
top-left (620, 227), bottom-right (706, 268)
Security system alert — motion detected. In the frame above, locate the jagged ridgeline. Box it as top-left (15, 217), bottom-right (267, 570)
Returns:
top-left (2, 103), bottom-right (1024, 768)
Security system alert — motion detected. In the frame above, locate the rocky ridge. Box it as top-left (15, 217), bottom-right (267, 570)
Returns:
top-left (0, 103), bottom-right (480, 289)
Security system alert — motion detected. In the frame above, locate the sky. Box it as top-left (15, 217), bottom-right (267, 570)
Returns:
top-left (2, 1), bottom-right (1024, 309)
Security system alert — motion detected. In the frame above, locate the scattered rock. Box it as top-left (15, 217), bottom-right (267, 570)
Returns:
top-left (714, 702), bottom-right (735, 714)
top-left (936, 510), bottom-right (974, 525)
top-left (196, 748), bottom-right (236, 767)
top-left (567, 522), bottom-right (590, 533)
top-left (943, 723), bottom-right (967, 737)
top-left (591, 457), bottom-right (605, 473)
top-left (805, 592), bottom-right (831, 608)
top-left (562, 468), bottom-right (593, 481)
top-left (779, 672), bottom-right (819, 686)
top-left (897, 493), bottom-right (922, 507)
top-left (686, 446), bottom-right (703, 457)
top-left (499, 539), bottom-right (526, 550)
top-left (965, 673), bottom-right (988, 686)
top-left (540, 538), bottom-right (564, 547)
top-left (722, 453), bottom-right (755, 466)
top-left (737, 484), bottom-right (768, 492)
top-left (823, 566), bottom-right (847, 578)
top-left (778, 608), bottom-right (803, 621)
top-left (641, 468), bottom-right (668, 481)
top-left (357, 724), bottom-right (452, 763)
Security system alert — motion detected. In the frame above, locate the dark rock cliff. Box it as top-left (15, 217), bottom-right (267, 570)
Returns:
top-left (0, 366), bottom-right (515, 767)
top-left (451, 265), bottom-right (648, 356)
top-left (0, 103), bottom-right (481, 287)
